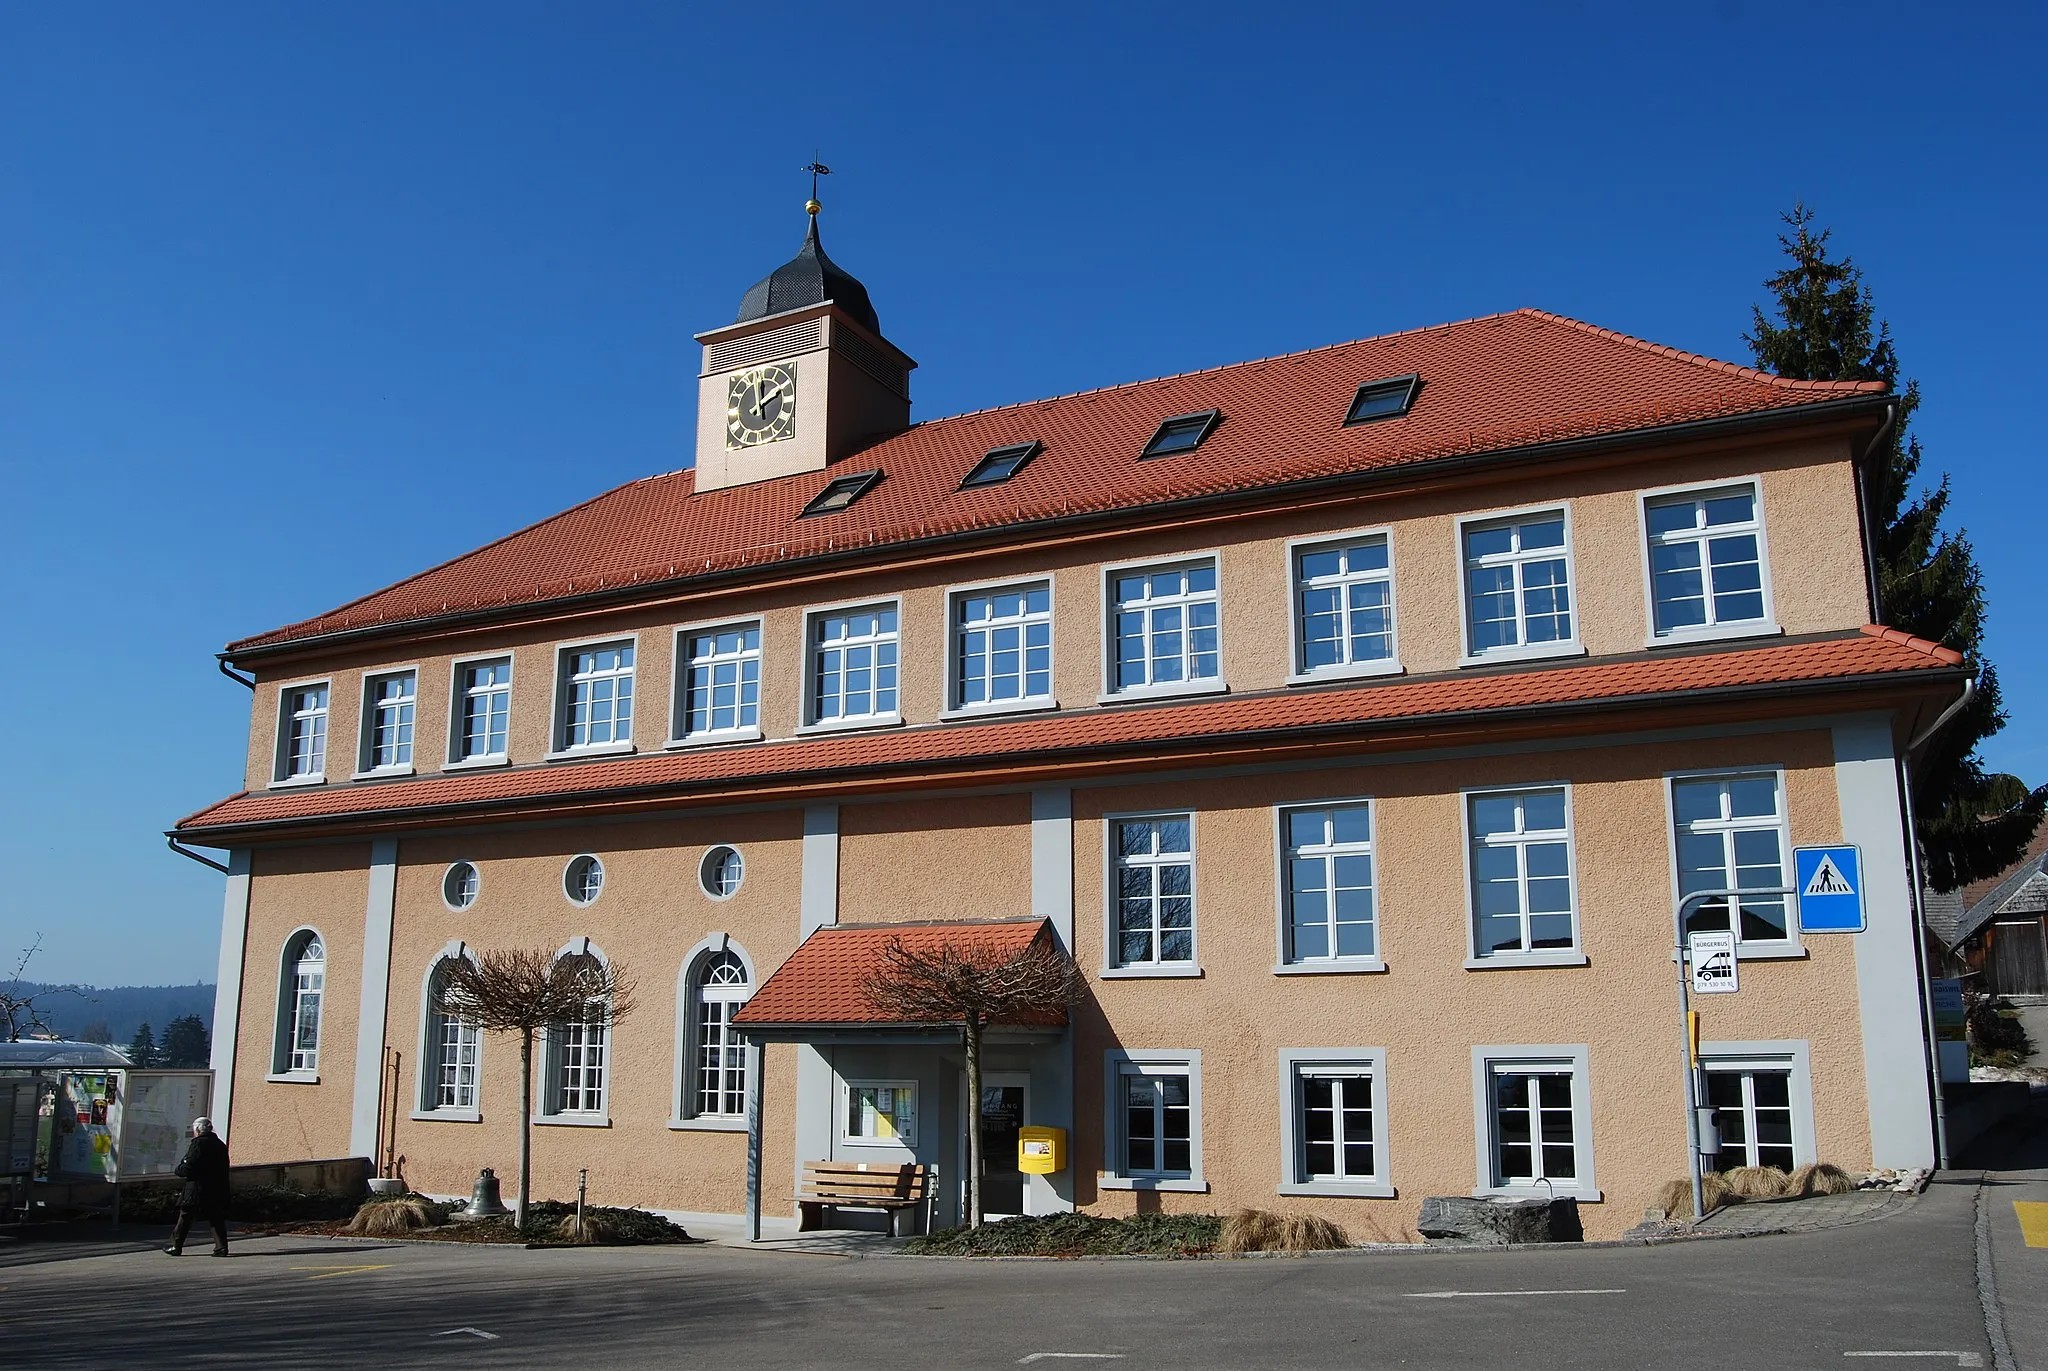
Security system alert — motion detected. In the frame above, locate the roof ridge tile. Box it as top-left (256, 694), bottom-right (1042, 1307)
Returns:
top-left (1512, 308), bottom-right (1888, 395)
top-left (1858, 623), bottom-right (1967, 666)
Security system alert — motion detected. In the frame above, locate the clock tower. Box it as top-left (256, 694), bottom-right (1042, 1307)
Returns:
top-left (692, 204), bottom-right (916, 493)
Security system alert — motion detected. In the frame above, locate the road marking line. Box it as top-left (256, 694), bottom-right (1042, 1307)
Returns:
top-left (2015, 1201), bottom-right (2048, 1248)
top-left (289, 1263), bottom-right (394, 1280)
top-left (1843, 1355), bottom-right (1983, 1367)
top-left (1017, 1357), bottom-right (1124, 1364)
top-left (1404, 1288), bottom-right (1625, 1299)
top-left (435, 1327), bottom-right (502, 1341)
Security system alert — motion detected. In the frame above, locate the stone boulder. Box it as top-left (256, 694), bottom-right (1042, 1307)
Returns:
top-left (1417, 1195), bottom-right (1583, 1245)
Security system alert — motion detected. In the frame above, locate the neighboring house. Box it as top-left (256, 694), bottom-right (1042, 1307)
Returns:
top-left (1927, 826), bottom-right (2048, 997)
top-left (171, 205), bottom-right (1969, 1240)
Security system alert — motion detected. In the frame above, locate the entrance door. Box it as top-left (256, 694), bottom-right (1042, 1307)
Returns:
top-left (973, 1073), bottom-right (1029, 1220)
top-left (1991, 920), bottom-right (2048, 996)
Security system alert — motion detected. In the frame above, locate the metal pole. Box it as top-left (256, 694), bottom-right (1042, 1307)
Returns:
top-left (1673, 885), bottom-right (1794, 1222)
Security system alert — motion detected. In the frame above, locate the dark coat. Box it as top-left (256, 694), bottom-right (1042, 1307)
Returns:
top-left (175, 1132), bottom-right (231, 1218)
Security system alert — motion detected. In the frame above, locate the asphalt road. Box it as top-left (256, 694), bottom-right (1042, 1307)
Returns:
top-left (2, 1168), bottom-right (2038, 1371)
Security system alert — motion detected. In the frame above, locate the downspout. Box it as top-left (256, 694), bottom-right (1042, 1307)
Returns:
top-left (1853, 401), bottom-right (1897, 625)
top-left (1901, 674), bottom-right (1977, 1169)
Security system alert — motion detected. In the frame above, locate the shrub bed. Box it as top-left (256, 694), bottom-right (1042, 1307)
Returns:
top-left (906, 1212), bottom-right (1221, 1257)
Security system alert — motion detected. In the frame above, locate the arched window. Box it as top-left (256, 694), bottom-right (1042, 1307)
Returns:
top-left (692, 949), bottom-right (751, 1118)
top-left (418, 951), bottom-right (481, 1115)
top-left (273, 930), bottom-right (325, 1077)
top-left (543, 948), bottom-right (610, 1118)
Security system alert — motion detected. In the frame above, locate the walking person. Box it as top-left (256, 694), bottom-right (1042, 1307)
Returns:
top-left (164, 1116), bottom-right (231, 1257)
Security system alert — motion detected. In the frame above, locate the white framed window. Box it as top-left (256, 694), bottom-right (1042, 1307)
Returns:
top-left (555, 640), bottom-right (635, 753)
top-left (270, 929), bottom-right (324, 1079)
top-left (1108, 814), bottom-right (1197, 972)
top-left (1278, 1049), bottom-right (1392, 1197)
top-left (1470, 1045), bottom-right (1597, 1200)
top-left (699, 845), bottom-right (744, 899)
top-left (1670, 771), bottom-right (1794, 949)
top-left (1106, 558), bottom-right (1221, 697)
top-left (1700, 1042), bottom-right (1813, 1174)
top-left (417, 949), bottom-right (481, 1118)
top-left (675, 622), bottom-right (762, 742)
top-left (691, 949), bottom-right (751, 1120)
top-left (360, 669), bottom-right (416, 774)
top-left (949, 580), bottom-right (1054, 713)
top-left (1459, 510), bottom-right (1577, 661)
top-left (563, 854), bottom-right (604, 907)
top-left (1278, 802), bottom-right (1379, 967)
top-left (1291, 534), bottom-right (1397, 680)
top-left (842, 1079), bottom-right (918, 1147)
top-left (1644, 482), bottom-right (1773, 639)
top-left (1466, 785), bottom-right (1581, 966)
top-left (442, 861), bottom-right (480, 911)
top-left (451, 656), bottom-right (512, 764)
top-left (1101, 1050), bottom-right (1204, 1191)
top-left (540, 948), bottom-right (611, 1121)
top-left (274, 682), bottom-right (330, 783)
top-left (806, 602), bottom-right (900, 727)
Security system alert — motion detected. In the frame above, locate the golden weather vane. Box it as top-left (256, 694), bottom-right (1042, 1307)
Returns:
top-left (802, 157), bottom-right (831, 217)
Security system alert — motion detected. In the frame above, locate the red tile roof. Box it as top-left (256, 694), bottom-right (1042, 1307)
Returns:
top-left (228, 309), bottom-right (1883, 654)
top-left (173, 627), bottom-right (1961, 842)
top-left (733, 919), bottom-right (1063, 1029)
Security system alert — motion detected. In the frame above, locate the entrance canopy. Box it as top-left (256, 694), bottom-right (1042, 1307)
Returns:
top-left (734, 917), bottom-right (1067, 1042)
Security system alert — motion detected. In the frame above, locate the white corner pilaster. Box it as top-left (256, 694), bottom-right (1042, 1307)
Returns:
top-left (1833, 716), bottom-right (1936, 1169)
top-left (350, 838), bottom-right (400, 1161)
top-left (800, 805), bottom-right (839, 937)
top-left (208, 849), bottom-right (253, 1141)
top-left (1031, 788), bottom-right (1075, 952)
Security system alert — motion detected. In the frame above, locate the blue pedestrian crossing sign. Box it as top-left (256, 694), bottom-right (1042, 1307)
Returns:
top-left (1794, 845), bottom-right (1864, 933)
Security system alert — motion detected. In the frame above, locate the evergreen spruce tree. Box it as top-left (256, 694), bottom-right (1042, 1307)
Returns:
top-left (1748, 206), bottom-right (2041, 889)
top-left (126, 1023), bottom-right (158, 1068)
top-left (162, 1014), bottom-right (210, 1068)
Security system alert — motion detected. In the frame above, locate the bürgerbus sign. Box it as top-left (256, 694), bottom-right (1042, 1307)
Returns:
top-left (1688, 930), bottom-right (1739, 995)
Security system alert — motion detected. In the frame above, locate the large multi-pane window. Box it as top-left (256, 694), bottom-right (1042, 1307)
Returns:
top-left (1489, 1063), bottom-right (1579, 1187)
top-left (1298, 1070), bottom-right (1376, 1182)
top-left (547, 955), bottom-right (610, 1116)
top-left (276, 932), bottom-right (324, 1075)
top-left (1121, 1068), bottom-right (1193, 1178)
top-left (1111, 562), bottom-right (1220, 692)
top-left (1462, 513), bottom-right (1574, 655)
top-left (954, 583), bottom-right (1053, 709)
top-left (1468, 787), bottom-right (1577, 958)
top-left (1672, 773), bottom-right (1791, 944)
top-left (561, 643), bottom-right (634, 749)
top-left (1112, 815), bottom-right (1195, 968)
top-left (1705, 1063), bottom-right (1797, 1172)
top-left (421, 959), bottom-right (480, 1114)
top-left (1282, 804), bottom-right (1377, 963)
top-left (1646, 485), bottom-right (1769, 636)
top-left (1294, 537), bottom-right (1395, 675)
top-left (364, 671), bottom-right (416, 771)
top-left (811, 605), bottom-right (900, 723)
top-left (456, 658), bottom-right (512, 762)
top-left (681, 624), bottom-right (762, 739)
top-left (279, 684), bottom-right (329, 780)
top-left (691, 949), bottom-right (750, 1119)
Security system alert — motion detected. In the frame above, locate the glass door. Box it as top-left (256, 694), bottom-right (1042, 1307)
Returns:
top-left (974, 1073), bottom-right (1029, 1219)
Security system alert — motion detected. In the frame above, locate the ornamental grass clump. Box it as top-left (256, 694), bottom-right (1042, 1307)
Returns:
top-left (1788, 1161), bottom-right (1855, 1197)
top-left (1653, 1171), bottom-right (1734, 1219)
top-left (1217, 1209), bottom-right (1350, 1253)
top-left (348, 1198), bottom-right (443, 1236)
top-left (1720, 1165), bottom-right (1792, 1199)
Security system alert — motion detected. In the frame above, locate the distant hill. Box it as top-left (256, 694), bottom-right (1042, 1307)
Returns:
top-left (4, 983), bottom-right (214, 1047)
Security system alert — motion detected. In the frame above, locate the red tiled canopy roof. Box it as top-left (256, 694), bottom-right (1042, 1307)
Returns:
top-left (173, 627), bottom-right (1962, 843)
top-left (733, 918), bottom-right (1064, 1030)
top-left (228, 309), bottom-right (1883, 654)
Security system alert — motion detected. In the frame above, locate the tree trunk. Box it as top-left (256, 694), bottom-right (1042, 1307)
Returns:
top-left (517, 1028), bottom-right (534, 1232)
top-left (964, 1016), bottom-right (983, 1229)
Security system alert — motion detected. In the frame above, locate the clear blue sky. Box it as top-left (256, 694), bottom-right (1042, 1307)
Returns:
top-left (3, 3), bottom-right (2041, 986)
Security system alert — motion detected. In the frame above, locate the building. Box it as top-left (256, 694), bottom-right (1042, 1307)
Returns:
top-left (1928, 825), bottom-right (2048, 998)
top-left (172, 206), bottom-right (1968, 1239)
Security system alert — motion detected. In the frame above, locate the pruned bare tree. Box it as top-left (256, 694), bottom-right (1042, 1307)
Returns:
top-left (861, 929), bottom-right (1081, 1228)
top-left (0, 937), bottom-right (89, 1043)
top-left (440, 947), bottom-right (636, 1229)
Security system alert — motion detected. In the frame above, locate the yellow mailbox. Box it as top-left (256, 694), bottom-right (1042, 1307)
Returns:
top-left (1018, 1125), bottom-right (1066, 1175)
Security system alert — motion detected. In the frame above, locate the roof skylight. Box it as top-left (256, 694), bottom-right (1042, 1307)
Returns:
top-left (1139, 409), bottom-right (1222, 459)
top-left (799, 469), bottom-right (884, 518)
top-left (960, 440), bottom-right (1042, 489)
top-left (1344, 374), bottom-right (1421, 425)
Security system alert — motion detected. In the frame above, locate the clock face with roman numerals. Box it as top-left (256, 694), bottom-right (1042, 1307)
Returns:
top-left (726, 364), bottom-right (797, 449)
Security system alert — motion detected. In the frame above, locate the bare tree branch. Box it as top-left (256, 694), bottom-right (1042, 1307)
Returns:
top-left (0, 937), bottom-right (91, 1043)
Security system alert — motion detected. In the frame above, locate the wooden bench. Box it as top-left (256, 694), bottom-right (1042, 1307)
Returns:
top-left (796, 1160), bottom-right (933, 1236)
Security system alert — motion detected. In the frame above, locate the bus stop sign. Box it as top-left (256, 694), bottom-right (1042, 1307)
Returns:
top-left (1795, 845), bottom-right (1864, 933)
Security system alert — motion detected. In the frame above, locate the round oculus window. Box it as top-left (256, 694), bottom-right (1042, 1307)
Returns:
top-left (564, 854), bottom-right (605, 906)
top-left (442, 861), bottom-right (480, 910)
top-left (699, 846), bottom-right (744, 899)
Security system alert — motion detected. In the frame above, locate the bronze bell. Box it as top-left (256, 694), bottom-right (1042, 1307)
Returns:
top-left (461, 1166), bottom-right (509, 1219)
